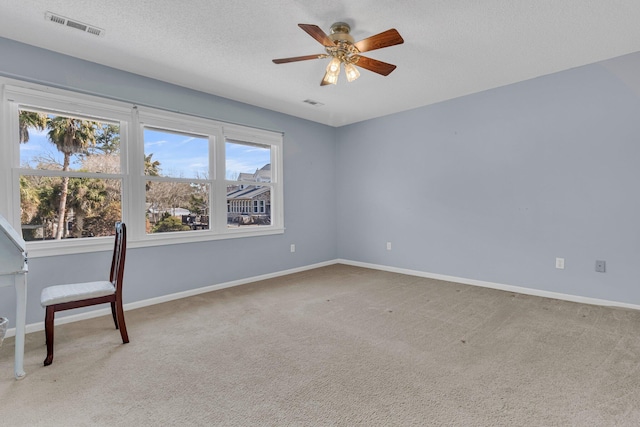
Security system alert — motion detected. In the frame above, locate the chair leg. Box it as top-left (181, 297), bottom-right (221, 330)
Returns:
top-left (115, 300), bottom-right (129, 344)
top-left (44, 306), bottom-right (55, 366)
top-left (110, 301), bottom-right (118, 329)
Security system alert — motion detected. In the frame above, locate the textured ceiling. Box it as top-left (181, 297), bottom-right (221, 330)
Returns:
top-left (1, 1), bottom-right (640, 127)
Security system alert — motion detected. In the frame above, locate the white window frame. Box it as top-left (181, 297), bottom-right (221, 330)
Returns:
top-left (0, 79), bottom-right (284, 258)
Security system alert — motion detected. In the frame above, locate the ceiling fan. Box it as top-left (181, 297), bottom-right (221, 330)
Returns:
top-left (272, 22), bottom-right (404, 86)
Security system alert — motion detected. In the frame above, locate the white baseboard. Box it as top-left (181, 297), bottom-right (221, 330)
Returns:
top-left (337, 259), bottom-right (640, 311)
top-left (6, 258), bottom-right (640, 338)
top-left (4, 260), bottom-right (336, 338)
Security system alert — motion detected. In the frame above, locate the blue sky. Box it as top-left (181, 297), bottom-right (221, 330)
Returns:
top-left (144, 129), bottom-right (209, 178)
top-left (20, 127), bottom-right (271, 181)
top-left (20, 128), bottom-right (74, 168)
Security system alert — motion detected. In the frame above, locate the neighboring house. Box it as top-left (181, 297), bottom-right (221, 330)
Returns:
top-left (147, 206), bottom-right (191, 224)
top-left (148, 207), bottom-right (191, 217)
top-left (237, 163), bottom-right (271, 183)
top-left (145, 165), bottom-right (272, 229)
top-left (227, 164), bottom-right (271, 225)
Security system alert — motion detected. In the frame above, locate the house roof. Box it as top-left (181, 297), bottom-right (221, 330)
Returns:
top-left (237, 164), bottom-right (271, 183)
top-left (227, 186), bottom-right (270, 201)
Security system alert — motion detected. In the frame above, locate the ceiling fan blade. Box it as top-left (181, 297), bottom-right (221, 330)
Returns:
top-left (354, 28), bottom-right (404, 53)
top-left (298, 24), bottom-right (336, 47)
top-left (272, 54), bottom-right (328, 64)
top-left (355, 56), bottom-right (397, 76)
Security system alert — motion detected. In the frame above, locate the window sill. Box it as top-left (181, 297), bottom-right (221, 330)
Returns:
top-left (26, 226), bottom-right (285, 258)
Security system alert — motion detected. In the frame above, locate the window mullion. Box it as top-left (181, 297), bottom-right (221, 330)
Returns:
top-left (213, 129), bottom-right (226, 233)
top-left (1, 92), bottom-right (18, 223)
top-left (128, 107), bottom-right (146, 241)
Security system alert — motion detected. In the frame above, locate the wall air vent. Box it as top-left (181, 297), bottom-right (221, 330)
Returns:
top-left (45, 12), bottom-right (105, 37)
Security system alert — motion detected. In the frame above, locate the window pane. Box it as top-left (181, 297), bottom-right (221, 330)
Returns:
top-left (20, 175), bottom-right (122, 240)
top-left (226, 141), bottom-right (271, 182)
top-left (226, 184), bottom-right (271, 227)
top-left (146, 180), bottom-right (210, 233)
top-left (144, 128), bottom-right (208, 179)
top-left (19, 109), bottom-right (121, 173)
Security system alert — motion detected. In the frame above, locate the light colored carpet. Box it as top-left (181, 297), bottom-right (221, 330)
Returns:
top-left (1, 264), bottom-right (640, 426)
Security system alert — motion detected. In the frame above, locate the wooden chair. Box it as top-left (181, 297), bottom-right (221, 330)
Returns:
top-left (40, 222), bottom-right (129, 366)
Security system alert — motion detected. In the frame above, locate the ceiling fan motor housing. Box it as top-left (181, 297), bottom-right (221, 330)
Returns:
top-left (329, 22), bottom-right (355, 43)
top-left (327, 22), bottom-right (358, 63)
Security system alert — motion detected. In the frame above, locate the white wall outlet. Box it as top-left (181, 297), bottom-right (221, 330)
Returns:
top-left (555, 257), bottom-right (565, 269)
top-left (290, 244), bottom-right (295, 253)
top-left (386, 242), bottom-right (392, 251)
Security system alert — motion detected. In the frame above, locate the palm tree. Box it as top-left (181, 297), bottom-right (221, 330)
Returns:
top-left (19, 111), bottom-right (49, 237)
top-left (47, 117), bottom-right (99, 239)
top-left (144, 153), bottom-right (161, 176)
top-left (19, 110), bottom-right (48, 143)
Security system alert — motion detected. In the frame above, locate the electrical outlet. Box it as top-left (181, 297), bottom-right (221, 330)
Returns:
top-left (555, 257), bottom-right (565, 269)
top-left (290, 244), bottom-right (295, 253)
top-left (595, 260), bottom-right (606, 273)
top-left (386, 242), bottom-right (392, 251)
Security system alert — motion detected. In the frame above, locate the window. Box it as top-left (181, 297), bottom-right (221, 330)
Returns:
top-left (225, 139), bottom-right (273, 228)
top-left (138, 111), bottom-right (214, 235)
top-left (18, 108), bottom-right (124, 241)
top-left (1, 81), bottom-right (284, 256)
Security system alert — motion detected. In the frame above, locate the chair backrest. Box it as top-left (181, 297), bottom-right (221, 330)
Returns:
top-left (109, 222), bottom-right (127, 297)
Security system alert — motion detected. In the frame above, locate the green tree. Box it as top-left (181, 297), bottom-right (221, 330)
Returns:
top-left (66, 177), bottom-right (108, 238)
top-left (189, 193), bottom-right (206, 215)
top-left (19, 111), bottom-right (47, 144)
top-left (19, 176), bottom-right (40, 224)
top-left (152, 214), bottom-right (190, 233)
top-left (92, 123), bottom-right (121, 155)
top-left (84, 201), bottom-right (121, 237)
top-left (47, 117), bottom-right (100, 239)
top-left (22, 176), bottom-right (62, 240)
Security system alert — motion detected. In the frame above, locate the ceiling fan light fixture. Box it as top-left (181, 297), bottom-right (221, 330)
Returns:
top-left (344, 63), bottom-right (360, 82)
top-left (321, 70), bottom-right (339, 85)
top-left (326, 57), bottom-right (341, 74)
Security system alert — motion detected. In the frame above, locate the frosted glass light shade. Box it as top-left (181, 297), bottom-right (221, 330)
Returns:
top-left (326, 57), bottom-right (341, 74)
top-left (321, 71), bottom-right (339, 85)
top-left (345, 63), bottom-right (360, 82)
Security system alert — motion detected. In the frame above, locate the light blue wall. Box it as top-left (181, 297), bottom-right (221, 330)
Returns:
top-left (0, 37), bottom-right (338, 325)
top-left (2, 35), bottom-right (640, 329)
top-left (336, 53), bottom-right (640, 304)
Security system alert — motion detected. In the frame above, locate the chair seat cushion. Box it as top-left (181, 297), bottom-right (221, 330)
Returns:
top-left (41, 281), bottom-right (116, 307)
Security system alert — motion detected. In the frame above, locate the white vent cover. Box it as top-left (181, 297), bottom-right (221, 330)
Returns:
top-left (45, 12), bottom-right (105, 37)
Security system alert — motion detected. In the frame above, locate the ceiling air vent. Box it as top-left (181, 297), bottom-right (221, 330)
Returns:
top-left (303, 99), bottom-right (324, 107)
top-left (45, 12), bottom-right (105, 37)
